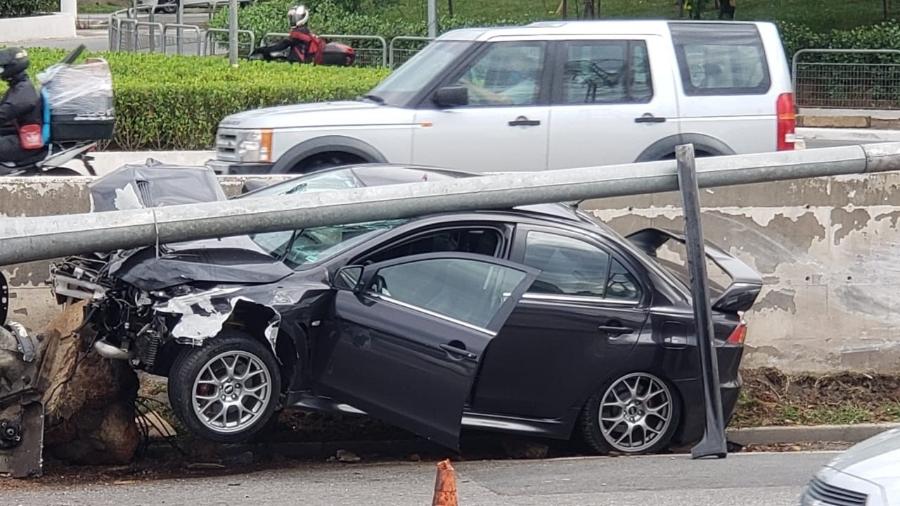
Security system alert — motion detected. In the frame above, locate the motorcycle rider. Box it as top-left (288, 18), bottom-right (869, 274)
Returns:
top-left (0, 47), bottom-right (44, 164)
top-left (253, 5), bottom-right (323, 64)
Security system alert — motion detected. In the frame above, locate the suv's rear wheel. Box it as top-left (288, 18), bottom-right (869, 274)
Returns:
top-left (168, 330), bottom-right (281, 443)
top-left (293, 152), bottom-right (365, 173)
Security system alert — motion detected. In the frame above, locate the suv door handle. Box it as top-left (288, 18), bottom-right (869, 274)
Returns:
top-left (440, 343), bottom-right (478, 360)
top-left (509, 116), bottom-right (541, 127)
top-left (634, 113), bottom-right (666, 124)
top-left (598, 324), bottom-right (632, 337)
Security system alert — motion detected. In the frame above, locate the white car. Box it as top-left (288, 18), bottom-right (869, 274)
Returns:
top-left (801, 427), bottom-right (900, 505)
top-left (210, 20), bottom-right (796, 175)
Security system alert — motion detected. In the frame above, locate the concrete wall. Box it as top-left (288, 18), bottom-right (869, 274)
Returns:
top-left (0, 13), bottom-right (76, 43)
top-left (2, 174), bottom-right (899, 373)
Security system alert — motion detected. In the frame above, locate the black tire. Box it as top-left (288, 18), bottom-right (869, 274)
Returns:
top-left (578, 371), bottom-right (681, 455)
top-left (168, 330), bottom-right (281, 444)
top-left (293, 152), bottom-right (365, 173)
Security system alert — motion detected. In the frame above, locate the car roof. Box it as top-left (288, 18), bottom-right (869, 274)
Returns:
top-left (438, 20), bottom-right (774, 42)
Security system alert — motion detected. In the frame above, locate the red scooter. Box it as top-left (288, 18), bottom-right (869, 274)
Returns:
top-left (249, 28), bottom-right (356, 67)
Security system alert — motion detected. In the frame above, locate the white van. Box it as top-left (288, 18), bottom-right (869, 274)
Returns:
top-left (211, 21), bottom-right (796, 174)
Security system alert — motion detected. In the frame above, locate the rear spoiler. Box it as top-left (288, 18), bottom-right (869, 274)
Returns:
top-left (626, 228), bottom-right (762, 313)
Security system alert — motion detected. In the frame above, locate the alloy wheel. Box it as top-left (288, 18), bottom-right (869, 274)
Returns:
top-left (598, 372), bottom-right (673, 453)
top-left (191, 350), bottom-right (272, 434)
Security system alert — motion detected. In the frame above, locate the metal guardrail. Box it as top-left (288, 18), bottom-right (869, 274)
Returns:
top-left (163, 23), bottom-right (204, 55)
top-left (134, 21), bottom-right (165, 52)
top-left (792, 49), bottom-right (900, 110)
top-left (205, 28), bottom-right (255, 57)
top-left (389, 36), bottom-right (432, 68)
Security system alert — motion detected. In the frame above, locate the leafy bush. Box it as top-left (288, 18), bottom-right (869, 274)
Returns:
top-left (210, 0), bottom-right (526, 48)
top-left (0, 0), bottom-right (57, 17)
top-left (14, 49), bottom-right (389, 150)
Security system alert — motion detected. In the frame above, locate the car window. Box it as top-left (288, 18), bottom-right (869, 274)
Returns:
top-left (669, 23), bottom-right (770, 96)
top-left (522, 231), bottom-right (610, 297)
top-left (242, 168), bottom-right (362, 198)
top-left (368, 41), bottom-right (474, 106)
top-left (560, 40), bottom-right (653, 104)
top-left (606, 259), bottom-right (642, 301)
top-left (369, 258), bottom-right (528, 330)
top-left (449, 42), bottom-right (545, 107)
top-left (365, 228), bottom-right (502, 264)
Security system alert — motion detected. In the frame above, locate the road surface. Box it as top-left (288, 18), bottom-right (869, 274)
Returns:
top-left (5, 451), bottom-right (830, 506)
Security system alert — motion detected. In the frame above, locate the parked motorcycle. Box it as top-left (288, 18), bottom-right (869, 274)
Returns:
top-left (0, 45), bottom-right (113, 177)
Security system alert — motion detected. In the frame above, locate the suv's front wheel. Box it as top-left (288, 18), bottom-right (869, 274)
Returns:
top-left (168, 331), bottom-right (281, 443)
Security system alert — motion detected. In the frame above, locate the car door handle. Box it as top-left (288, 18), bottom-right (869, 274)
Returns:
top-left (440, 343), bottom-right (478, 360)
top-left (598, 324), bottom-right (632, 337)
top-left (509, 116), bottom-right (541, 127)
top-left (634, 113), bottom-right (666, 124)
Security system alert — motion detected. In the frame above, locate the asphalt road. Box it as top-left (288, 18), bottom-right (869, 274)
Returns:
top-left (5, 451), bottom-right (831, 506)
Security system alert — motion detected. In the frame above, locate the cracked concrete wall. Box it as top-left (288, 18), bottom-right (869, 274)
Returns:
top-left (585, 172), bottom-right (900, 374)
top-left (2, 173), bottom-right (899, 373)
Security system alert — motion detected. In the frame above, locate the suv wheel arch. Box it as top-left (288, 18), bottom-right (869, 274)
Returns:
top-left (634, 134), bottom-right (735, 163)
top-left (272, 136), bottom-right (388, 174)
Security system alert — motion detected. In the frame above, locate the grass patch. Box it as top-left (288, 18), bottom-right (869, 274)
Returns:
top-left (78, 1), bottom-right (122, 13)
top-left (732, 368), bottom-right (900, 427)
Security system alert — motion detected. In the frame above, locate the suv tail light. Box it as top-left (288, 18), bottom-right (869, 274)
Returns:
top-left (726, 322), bottom-right (747, 345)
top-left (776, 92), bottom-right (796, 151)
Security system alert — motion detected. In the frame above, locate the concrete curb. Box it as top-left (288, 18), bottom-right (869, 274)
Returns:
top-left (726, 423), bottom-right (899, 446)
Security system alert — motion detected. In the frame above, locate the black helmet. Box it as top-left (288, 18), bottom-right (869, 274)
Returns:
top-left (0, 47), bottom-right (29, 81)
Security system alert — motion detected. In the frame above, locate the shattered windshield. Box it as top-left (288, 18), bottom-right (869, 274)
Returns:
top-left (250, 220), bottom-right (407, 269)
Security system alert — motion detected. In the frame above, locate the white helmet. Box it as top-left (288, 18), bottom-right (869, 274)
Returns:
top-left (289, 5), bottom-right (310, 28)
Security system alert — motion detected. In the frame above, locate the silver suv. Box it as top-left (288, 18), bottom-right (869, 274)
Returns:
top-left (210, 20), bottom-right (796, 175)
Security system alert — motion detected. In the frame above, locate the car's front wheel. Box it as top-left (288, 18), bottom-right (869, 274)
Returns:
top-left (168, 331), bottom-right (281, 443)
top-left (579, 371), bottom-right (680, 455)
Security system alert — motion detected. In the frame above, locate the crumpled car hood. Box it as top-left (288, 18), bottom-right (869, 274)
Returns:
top-left (111, 235), bottom-right (293, 291)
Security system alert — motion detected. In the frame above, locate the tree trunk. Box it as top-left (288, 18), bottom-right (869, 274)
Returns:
top-left (38, 304), bottom-right (140, 465)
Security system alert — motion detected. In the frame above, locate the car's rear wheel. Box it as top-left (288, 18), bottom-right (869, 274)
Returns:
top-left (168, 331), bottom-right (281, 443)
top-left (579, 371), bottom-right (680, 455)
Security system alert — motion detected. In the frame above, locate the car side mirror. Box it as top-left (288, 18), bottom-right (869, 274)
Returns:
top-left (433, 86), bottom-right (468, 108)
top-left (332, 265), bottom-right (364, 292)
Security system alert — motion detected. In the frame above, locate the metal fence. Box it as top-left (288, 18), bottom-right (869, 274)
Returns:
top-left (108, 10), bottom-right (431, 67)
top-left (389, 36), bottom-right (432, 68)
top-left (792, 49), bottom-right (900, 110)
top-left (205, 28), bottom-right (256, 57)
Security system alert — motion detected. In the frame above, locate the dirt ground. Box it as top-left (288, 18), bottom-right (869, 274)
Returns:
top-left (2, 367), bottom-right (898, 486)
top-left (732, 368), bottom-right (900, 427)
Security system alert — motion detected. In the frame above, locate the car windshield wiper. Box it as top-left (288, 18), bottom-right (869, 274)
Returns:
top-left (359, 94), bottom-right (385, 104)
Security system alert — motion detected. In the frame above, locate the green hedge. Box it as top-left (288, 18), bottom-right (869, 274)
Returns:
top-left (0, 0), bottom-right (57, 17)
top-left (16, 49), bottom-right (389, 150)
top-left (210, 0), bottom-right (525, 49)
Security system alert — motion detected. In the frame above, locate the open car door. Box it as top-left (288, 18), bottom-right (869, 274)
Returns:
top-left (317, 253), bottom-right (538, 449)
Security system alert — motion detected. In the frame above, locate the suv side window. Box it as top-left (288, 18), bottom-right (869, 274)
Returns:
top-left (669, 23), bottom-right (770, 96)
top-left (559, 40), bottom-right (653, 104)
top-left (448, 42), bottom-right (545, 107)
top-left (522, 231), bottom-right (642, 302)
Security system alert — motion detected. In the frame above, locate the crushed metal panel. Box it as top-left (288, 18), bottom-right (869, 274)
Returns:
top-left (0, 394), bottom-right (44, 478)
top-left (89, 161), bottom-right (227, 212)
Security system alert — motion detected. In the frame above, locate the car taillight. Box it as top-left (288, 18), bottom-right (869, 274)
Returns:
top-left (776, 92), bottom-right (796, 151)
top-left (726, 323), bottom-right (747, 345)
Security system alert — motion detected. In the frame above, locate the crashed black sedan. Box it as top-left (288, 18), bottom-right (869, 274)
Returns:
top-left (52, 163), bottom-right (762, 454)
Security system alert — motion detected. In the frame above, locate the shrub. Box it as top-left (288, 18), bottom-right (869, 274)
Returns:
top-left (11, 49), bottom-right (389, 150)
top-left (0, 0), bottom-right (57, 17)
top-left (210, 0), bottom-right (526, 48)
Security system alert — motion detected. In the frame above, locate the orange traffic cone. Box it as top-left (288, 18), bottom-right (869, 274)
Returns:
top-left (432, 459), bottom-right (459, 506)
